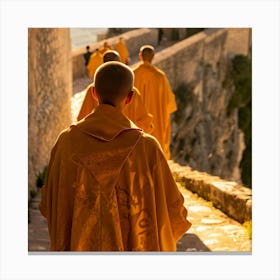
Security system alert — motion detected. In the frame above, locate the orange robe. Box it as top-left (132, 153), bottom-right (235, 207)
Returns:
top-left (86, 50), bottom-right (103, 78)
top-left (77, 83), bottom-right (154, 134)
top-left (76, 84), bottom-right (99, 122)
top-left (39, 105), bottom-right (191, 251)
top-left (114, 40), bottom-right (129, 64)
top-left (133, 62), bottom-right (177, 159)
top-left (99, 44), bottom-right (112, 55)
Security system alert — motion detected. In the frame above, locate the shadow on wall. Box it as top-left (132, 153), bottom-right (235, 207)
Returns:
top-left (176, 233), bottom-right (210, 252)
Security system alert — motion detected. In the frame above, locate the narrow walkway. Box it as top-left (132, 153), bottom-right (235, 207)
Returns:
top-left (28, 183), bottom-right (251, 252)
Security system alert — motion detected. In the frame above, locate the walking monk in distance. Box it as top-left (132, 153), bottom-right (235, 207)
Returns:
top-left (77, 50), bottom-right (154, 134)
top-left (114, 37), bottom-right (130, 65)
top-left (133, 45), bottom-right (177, 159)
top-left (39, 62), bottom-right (191, 251)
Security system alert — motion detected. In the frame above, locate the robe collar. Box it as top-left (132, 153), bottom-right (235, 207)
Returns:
top-left (73, 104), bottom-right (142, 141)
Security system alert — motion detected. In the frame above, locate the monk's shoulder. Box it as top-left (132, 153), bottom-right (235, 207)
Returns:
top-left (132, 62), bottom-right (142, 72)
top-left (138, 131), bottom-right (163, 152)
top-left (55, 126), bottom-right (77, 146)
top-left (152, 65), bottom-right (166, 78)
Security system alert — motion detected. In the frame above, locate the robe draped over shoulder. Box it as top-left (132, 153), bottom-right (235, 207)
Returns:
top-left (40, 104), bottom-right (191, 251)
top-left (133, 62), bottom-right (177, 159)
top-left (76, 83), bottom-right (98, 121)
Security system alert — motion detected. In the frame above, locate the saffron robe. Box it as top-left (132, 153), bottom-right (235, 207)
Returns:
top-left (114, 40), bottom-right (129, 64)
top-left (133, 62), bottom-right (177, 159)
top-left (87, 50), bottom-right (103, 78)
top-left (77, 83), bottom-right (154, 134)
top-left (99, 44), bottom-right (113, 55)
top-left (39, 105), bottom-right (191, 251)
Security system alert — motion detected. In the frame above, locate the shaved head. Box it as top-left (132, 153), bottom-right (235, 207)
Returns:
top-left (103, 50), bottom-right (121, 63)
top-left (94, 62), bottom-right (134, 106)
top-left (140, 45), bottom-right (155, 62)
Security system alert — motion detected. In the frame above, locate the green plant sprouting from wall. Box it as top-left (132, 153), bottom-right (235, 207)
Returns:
top-left (36, 165), bottom-right (48, 188)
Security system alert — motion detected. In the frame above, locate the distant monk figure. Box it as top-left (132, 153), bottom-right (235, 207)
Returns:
top-left (39, 62), bottom-right (191, 251)
top-left (99, 41), bottom-right (112, 55)
top-left (83, 45), bottom-right (92, 66)
top-left (114, 37), bottom-right (130, 64)
top-left (77, 50), bottom-right (154, 134)
top-left (87, 48), bottom-right (103, 78)
top-left (133, 45), bottom-right (177, 159)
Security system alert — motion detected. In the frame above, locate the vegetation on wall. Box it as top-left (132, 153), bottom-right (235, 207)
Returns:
top-left (36, 165), bottom-right (48, 188)
top-left (227, 55), bottom-right (252, 187)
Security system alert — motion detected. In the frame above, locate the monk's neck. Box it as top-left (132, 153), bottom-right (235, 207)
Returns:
top-left (100, 102), bottom-right (124, 111)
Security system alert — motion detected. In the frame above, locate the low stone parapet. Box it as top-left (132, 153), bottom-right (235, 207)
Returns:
top-left (169, 160), bottom-right (252, 224)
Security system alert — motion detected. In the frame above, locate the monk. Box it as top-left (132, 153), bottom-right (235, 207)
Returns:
top-left (133, 45), bottom-right (177, 159)
top-left (114, 37), bottom-right (130, 64)
top-left (77, 50), bottom-right (154, 134)
top-left (86, 48), bottom-right (103, 78)
top-left (39, 62), bottom-right (191, 251)
top-left (99, 41), bottom-right (112, 55)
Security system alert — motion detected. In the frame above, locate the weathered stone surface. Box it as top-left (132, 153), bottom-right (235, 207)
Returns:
top-left (169, 161), bottom-right (252, 224)
top-left (28, 28), bottom-right (72, 193)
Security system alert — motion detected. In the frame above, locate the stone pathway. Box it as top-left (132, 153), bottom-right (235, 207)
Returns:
top-left (28, 183), bottom-right (251, 252)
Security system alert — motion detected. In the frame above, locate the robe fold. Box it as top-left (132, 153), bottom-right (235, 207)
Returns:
top-left (39, 104), bottom-right (191, 251)
top-left (77, 83), bottom-right (154, 134)
top-left (133, 62), bottom-right (177, 159)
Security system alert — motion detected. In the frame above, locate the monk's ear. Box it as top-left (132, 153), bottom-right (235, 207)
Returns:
top-left (125, 90), bottom-right (134, 104)
top-left (91, 86), bottom-right (98, 100)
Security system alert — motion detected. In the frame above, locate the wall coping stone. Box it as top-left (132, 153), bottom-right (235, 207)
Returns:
top-left (169, 160), bottom-right (252, 224)
top-left (72, 28), bottom-right (155, 57)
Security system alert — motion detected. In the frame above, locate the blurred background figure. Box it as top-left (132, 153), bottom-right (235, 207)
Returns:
top-left (86, 48), bottom-right (103, 78)
top-left (83, 45), bottom-right (92, 66)
top-left (99, 41), bottom-right (112, 55)
top-left (114, 37), bottom-right (130, 65)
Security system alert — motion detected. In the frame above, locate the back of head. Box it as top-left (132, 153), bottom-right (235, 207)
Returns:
top-left (103, 50), bottom-right (121, 63)
top-left (140, 45), bottom-right (154, 62)
top-left (94, 62), bottom-right (134, 106)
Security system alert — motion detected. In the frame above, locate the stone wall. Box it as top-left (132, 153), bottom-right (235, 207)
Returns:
top-left (72, 28), bottom-right (158, 80)
top-left (28, 28), bottom-right (72, 191)
top-left (152, 28), bottom-right (251, 183)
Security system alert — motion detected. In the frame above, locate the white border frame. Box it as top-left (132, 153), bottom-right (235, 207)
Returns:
top-left (1, 0), bottom-right (279, 279)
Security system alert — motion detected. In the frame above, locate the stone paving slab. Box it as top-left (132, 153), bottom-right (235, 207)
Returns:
top-left (177, 184), bottom-right (251, 252)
